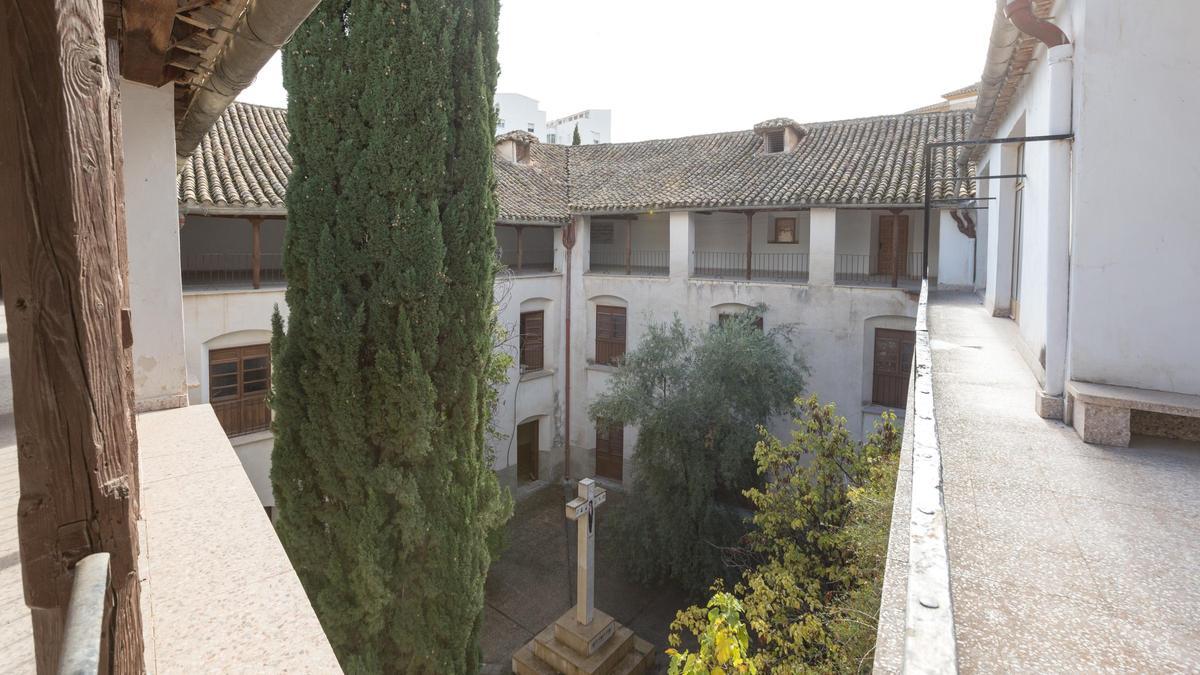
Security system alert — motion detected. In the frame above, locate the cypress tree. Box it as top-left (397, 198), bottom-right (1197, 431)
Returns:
top-left (572, 122), bottom-right (582, 145)
top-left (271, 1), bottom-right (509, 671)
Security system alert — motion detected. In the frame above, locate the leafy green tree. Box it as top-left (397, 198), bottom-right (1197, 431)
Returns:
top-left (271, 1), bottom-right (510, 671)
top-left (667, 593), bottom-right (757, 675)
top-left (672, 398), bottom-right (901, 672)
top-left (590, 313), bottom-right (805, 593)
top-left (572, 122), bottom-right (581, 145)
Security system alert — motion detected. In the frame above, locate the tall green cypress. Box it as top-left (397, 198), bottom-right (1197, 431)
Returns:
top-left (571, 122), bottom-right (581, 145)
top-left (271, 1), bottom-right (509, 671)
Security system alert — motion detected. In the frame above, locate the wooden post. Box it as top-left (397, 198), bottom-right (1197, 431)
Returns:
top-left (890, 210), bottom-right (902, 288)
top-left (745, 211), bottom-right (754, 280)
top-left (515, 225), bottom-right (524, 274)
top-left (624, 218), bottom-right (632, 275)
top-left (250, 217), bottom-right (262, 289)
top-left (0, 1), bottom-right (144, 672)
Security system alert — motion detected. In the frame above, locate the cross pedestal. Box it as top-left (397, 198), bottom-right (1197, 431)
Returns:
top-left (511, 478), bottom-right (656, 675)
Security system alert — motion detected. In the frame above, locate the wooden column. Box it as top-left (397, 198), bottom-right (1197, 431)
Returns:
top-left (624, 218), bottom-right (632, 275)
top-left (515, 225), bottom-right (524, 274)
top-left (744, 211), bottom-right (754, 280)
top-left (0, 1), bottom-right (144, 672)
top-left (250, 217), bottom-right (263, 289)
top-left (890, 209), bottom-right (902, 288)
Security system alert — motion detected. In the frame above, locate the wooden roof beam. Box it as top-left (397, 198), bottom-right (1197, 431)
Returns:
top-left (121, 0), bottom-right (177, 86)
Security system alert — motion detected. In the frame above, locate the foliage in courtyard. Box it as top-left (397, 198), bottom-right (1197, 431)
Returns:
top-left (670, 398), bottom-right (901, 673)
top-left (666, 593), bottom-right (758, 675)
top-left (572, 122), bottom-right (581, 145)
top-left (590, 312), bottom-right (805, 593)
top-left (270, 1), bottom-right (511, 671)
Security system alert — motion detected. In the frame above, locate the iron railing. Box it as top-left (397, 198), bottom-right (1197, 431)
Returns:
top-left (58, 552), bottom-right (110, 675)
top-left (692, 251), bottom-right (809, 282)
top-left (589, 249), bottom-right (669, 276)
top-left (181, 253), bottom-right (285, 288)
top-left (835, 252), bottom-right (924, 285)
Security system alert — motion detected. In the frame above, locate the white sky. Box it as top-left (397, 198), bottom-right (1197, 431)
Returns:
top-left (237, 0), bottom-right (998, 142)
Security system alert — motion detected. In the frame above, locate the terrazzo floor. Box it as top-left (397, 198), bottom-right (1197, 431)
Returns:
top-left (929, 292), bottom-right (1200, 672)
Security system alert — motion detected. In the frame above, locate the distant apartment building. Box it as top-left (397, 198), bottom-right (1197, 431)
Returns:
top-left (546, 108), bottom-right (612, 145)
top-left (495, 92), bottom-right (547, 140)
top-left (495, 92), bottom-right (612, 145)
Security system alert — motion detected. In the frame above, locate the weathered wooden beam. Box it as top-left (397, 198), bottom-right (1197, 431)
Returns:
top-left (250, 217), bottom-right (262, 289)
top-left (121, 0), bottom-right (176, 86)
top-left (744, 211), bottom-right (754, 281)
top-left (515, 225), bottom-right (524, 274)
top-left (624, 218), bottom-right (632, 275)
top-left (0, 1), bottom-right (144, 671)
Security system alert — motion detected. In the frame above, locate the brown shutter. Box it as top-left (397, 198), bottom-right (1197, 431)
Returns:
top-left (520, 310), bottom-right (544, 372)
top-left (596, 305), bottom-right (626, 366)
top-left (872, 329), bottom-right (915, 408)
top-left (209, 344), bottom-right (272, 436)
top-left (772, 217), bottom-right (797, 243)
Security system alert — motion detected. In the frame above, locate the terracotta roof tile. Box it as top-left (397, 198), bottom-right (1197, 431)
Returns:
top-left (179, 103), bottom-right (974, 221)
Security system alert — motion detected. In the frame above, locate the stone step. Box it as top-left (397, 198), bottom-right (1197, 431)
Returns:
top-left (512, 642), bottom-right (557, 675)
top-left (611, 637), bottom-right (656, 675)
top-left (533, 623), bottom-right (635, 675)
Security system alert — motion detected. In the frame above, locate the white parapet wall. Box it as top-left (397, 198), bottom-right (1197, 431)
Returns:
top-left (136, 404), bottom-right (340, 671)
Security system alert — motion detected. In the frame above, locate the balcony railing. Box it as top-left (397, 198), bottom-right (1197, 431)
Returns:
top-left (212, 397), bottom-right (271, 437)
top-left (589, 249), bottom-right (669, 276)
top-left (693, 251), bottom-right (809, 282)
top-left (498, 246), bottom-right (556, 275)
top-left (181, 253), bottom-right (284, 289)
top-left (835, 252), bottom-right (923, 287)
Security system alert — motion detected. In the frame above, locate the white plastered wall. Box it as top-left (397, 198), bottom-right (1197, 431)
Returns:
top-left (122, 81), bottom-right (187, 410)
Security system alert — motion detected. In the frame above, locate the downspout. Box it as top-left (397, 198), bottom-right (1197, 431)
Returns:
top-left (1005, 0), bottom-right (1070, 49)
top-left (1005, 0), bottom-right (1073, 411)
top-left (174, 0), bottom-right (321, 165)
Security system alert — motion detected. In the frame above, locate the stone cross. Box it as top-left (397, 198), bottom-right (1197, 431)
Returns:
top-left (565, 478), bottom-right (607, 625)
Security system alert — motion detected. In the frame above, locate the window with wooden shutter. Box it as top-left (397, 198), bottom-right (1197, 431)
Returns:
top-left (595, 305), bottom-right (626, 366)
top-left (595, 419), bottom-right (624, 481)
top-left (208, 344), bottom-right (271, 437)
top-left (520, 310), bottom-right (544, 372)
top-left (871, 329), bottom-right (915, 409)
top-left (771, 217), bottom-right (797, 243)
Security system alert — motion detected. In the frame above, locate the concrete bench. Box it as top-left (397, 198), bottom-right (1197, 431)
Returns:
top-left (1066, 380), bottom-right (1200, 447)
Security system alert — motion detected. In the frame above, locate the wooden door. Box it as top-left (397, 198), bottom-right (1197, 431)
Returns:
top-left (872, 328), bottom-right (916, 408)
top-left (595, 421), bottom-right (624, 481)
top-left (517, 419), bottom-right (539, 483)
top-left (877, 215), bottom-right (909, 277)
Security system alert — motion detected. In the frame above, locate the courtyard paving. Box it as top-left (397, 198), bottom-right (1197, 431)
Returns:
top-left (929, 292), bottom-right (1200, 672)
top-left (481, 481), bottom-right (686, 674)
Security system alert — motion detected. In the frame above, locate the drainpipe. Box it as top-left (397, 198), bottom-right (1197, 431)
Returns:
top-left (1003, 0), bottom-right (1074, 410)
top-left (561, 218), bottom-right (576, 482)
top-left (1042, 42), bottom-right (1074, 408)
top-left (174, 0), bottom-right (321, 164)
top-left (1004, 0), bottom-right (1070, 48)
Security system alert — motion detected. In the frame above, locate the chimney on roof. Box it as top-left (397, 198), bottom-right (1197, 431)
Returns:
top-left (495, 130), bottom-right (539, 164)
top-left (753, 118), bottom-right (807, 154)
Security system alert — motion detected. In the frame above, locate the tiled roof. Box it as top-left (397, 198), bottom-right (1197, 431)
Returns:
top-left (942, 83), bottom-right (980, 99)
top-left (567, 110), bottom-right (973, 213)
top-left (493, 142), bottom-right (570, 224)
top-left (179, 104), bottom-right (973, 222)
top-left (178, 102), bottom-right (291, 212)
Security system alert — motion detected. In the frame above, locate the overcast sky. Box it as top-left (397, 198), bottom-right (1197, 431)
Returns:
top-left (237, 0), bottom-right (998, 142)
